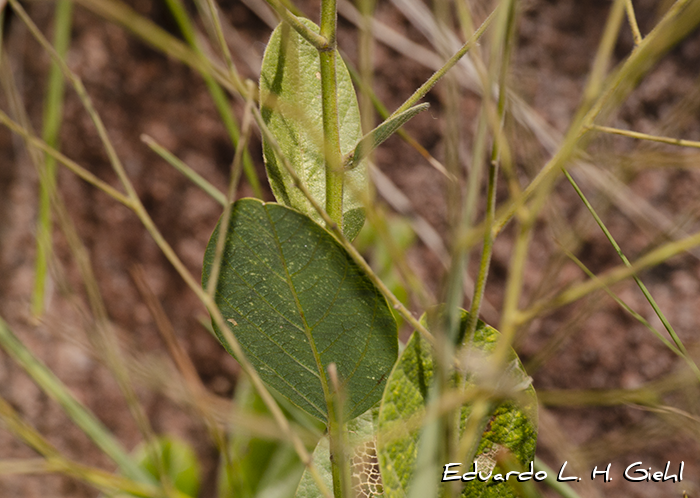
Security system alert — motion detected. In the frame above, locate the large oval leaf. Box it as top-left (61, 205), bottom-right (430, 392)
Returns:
top-left (377, 310), bottom-right (538, 498)
top-left (260, 20), bottom-right (366, 241)
top-left (202, 199), bottom-right (397, 422)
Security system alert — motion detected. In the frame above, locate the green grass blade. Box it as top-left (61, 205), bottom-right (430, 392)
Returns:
top-left (32, 0), bottom-right (73, 318)
top-left (162, 0), bottom-right (263, 197)
top-left (563, 168), bottom-right (700, 381)
top-left (141, 134), bottom-right (226, 206)
top-left (0, 316), bottom-right (154, 485)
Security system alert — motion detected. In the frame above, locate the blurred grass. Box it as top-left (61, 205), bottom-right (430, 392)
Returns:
top-left (1, 0), bottom-right (700, 497)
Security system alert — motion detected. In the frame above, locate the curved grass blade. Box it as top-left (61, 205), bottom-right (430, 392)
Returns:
top-left (377, 310), bottom-right (537, 498)
top-left (202, 199), bottom-right (397, 422)
top-left (260, 20), bottom-right (366, 241)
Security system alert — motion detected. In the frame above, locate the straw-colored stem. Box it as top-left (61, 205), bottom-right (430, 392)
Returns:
top-left (464, 0), bottom-right (516, 341)
top-left (624, 0), bottom-right (643, 45)
top-left (10, 5), bottom-right (329, 493)
top-left (392, 7), bottom-right (496, 117)
top-left (163, 0), bottom-right (262, 197)
top-left (592, 124), bottom-right (700, 148)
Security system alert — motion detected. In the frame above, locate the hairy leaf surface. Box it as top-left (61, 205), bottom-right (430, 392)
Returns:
top-left (260, 20), bottom-right (366, 240)
top-left (377, 310), bottom-right (538, 498)
top-left (202, 199), bottom-right (397, 422)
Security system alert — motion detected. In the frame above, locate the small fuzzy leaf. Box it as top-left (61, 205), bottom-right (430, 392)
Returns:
top-left (202, 199), bottom-right (397, 423)
top-left (260, 20), bottom-right (366, 241)
top-left (346, 103), bottom-right (430, 170)
top-left (377, 310), bottom-right (538, 498)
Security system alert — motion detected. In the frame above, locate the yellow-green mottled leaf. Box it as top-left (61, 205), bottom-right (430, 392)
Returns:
top-left (202, 199), bottom-right (397, 423)
top-left (377, 310), bottom-right (538, 498)
top-left (260, 20), bottom-right (366, 241)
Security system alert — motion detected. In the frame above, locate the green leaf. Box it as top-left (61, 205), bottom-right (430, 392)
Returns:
top-left (219, 378), bottom-right (308, 498)
top-left (133, 436), bottom-right (201, 498)
top-left (202, 198), bottom-right (397, 423)
top-left (377, 310), bottom-right (538, 498)
top-left (346, 103), bottom-right (430, 170)
top-left (296, 408), bottom-right (383, 498)
top-left (260, 20), bottom-right (366, 241)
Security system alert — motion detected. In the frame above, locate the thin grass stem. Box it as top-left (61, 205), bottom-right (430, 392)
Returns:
top-left (392, 7), bottom-right (496, 117)
top-left (562, 168), bottom-right (700, 380)
top-left (0, 111), bottom-right (131, 207)
top-left (162, 0), bottom-right (262, 197)
top-left (0, 317), bottom-right (153, 484)
top-left (141, 134), bottom-right (227, 206)
top-left (559, 243), bottom-right (682, 356)
top-left (592, 124), bottom-right (700, 149)
top-left (624, 0), bottom-right (643, 45)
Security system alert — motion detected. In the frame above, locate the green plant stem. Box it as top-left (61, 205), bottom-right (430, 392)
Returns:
top-left (319, 0), bottom-right (344, 232)
top-left (32, 0), bottom-right (73, 318)
top-left (320, 49), bottom-right (344, 232)
top-left (464, 0), bottom-right (516, 342)
top-left (318, 3), bottom-right (350, 495)
top-left (265, 0), bottom-right (330, 50)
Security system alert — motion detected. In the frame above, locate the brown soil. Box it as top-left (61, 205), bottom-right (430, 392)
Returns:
top-left (1, 0), bottom-right (700, 497)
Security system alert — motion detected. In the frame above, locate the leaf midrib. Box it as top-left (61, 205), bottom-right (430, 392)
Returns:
top-left (264, 204), bottom-right (335, 421)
